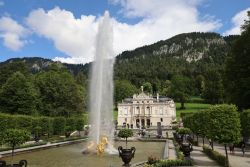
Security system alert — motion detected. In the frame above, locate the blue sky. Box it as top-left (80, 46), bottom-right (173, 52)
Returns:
top-left (0, 0), bottom-right (249, 64)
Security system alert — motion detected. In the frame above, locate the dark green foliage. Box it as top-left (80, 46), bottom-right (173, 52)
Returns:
top-left (170, 75), bottom-right (192, 109)
top-left (0, 72), bottom-right (38, 115)
top-left (53, 117), bottom-right (66, 135)
top-left (0, 61), bottom-right (29, 86)
top-left (203, 146), bottom-right (227, 167)
top-left (114, 32), bottom-right (232, 92)
top-left (2, 129), bottom-right (30, 157)
top-left (38, 117), bottom-right (53, 137)
top-left (142, 82), bottom-right (153, 93)
top-left (34, 67), bottom-right (85, 117)
top-left (75, 118), bottom-right (85, 132)
top-left (66, 118), bottom-right (76, 132)
top-left (225, 11), bottom-right (250, 109)
top-left (114, 80), bottom-right (138, 103)
top-left (177, 128), bottom-right (191, 135)
top-left (202, 70), bottom-right (224, 104)
top-left (118, 129), bottom-right (133, 147)
top-left (240, 109), bottom-right (250, 138)
top-left (207, 105), bottom-right (241, 144)
top-left (173, 140), bottom-right (184, 160)
top-left (151, 159), bottom-right (192, 167)
top-left (118, 129), bottom-right (133, 139)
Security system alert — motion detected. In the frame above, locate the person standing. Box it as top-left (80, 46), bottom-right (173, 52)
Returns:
top-left (240, 140), bottom-right (246, 157)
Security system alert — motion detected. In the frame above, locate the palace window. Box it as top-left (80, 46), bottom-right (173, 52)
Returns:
top-left (160, 118), bottom-right (163, 122)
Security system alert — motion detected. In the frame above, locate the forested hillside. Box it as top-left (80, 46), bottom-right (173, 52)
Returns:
top-left (0, 32), bottom-right (240, 108)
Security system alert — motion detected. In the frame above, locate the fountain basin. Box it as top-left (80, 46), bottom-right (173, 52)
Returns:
top-left (1, 141), bottom-right (164, 167)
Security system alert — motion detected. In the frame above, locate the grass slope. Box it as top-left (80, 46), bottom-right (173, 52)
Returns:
top-left (176, 103), bottom-right (211, 118)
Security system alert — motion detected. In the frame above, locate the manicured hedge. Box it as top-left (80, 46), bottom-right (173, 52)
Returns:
top-left (53, 117), bottom-right (66, 135)
top-left (203, 145), bottom-right (227, 167)
top-left (150, 159), bottom-right (192, 167)
top-left (0, 113), bottom-right (86, 138)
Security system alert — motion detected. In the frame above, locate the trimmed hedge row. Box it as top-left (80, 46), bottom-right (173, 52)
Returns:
top-left (203, 145), bottom-right (227, 167)
top-left (0, 113), bottom-right (86, 137)
top-left (145, 159), bottom-right (193, 167)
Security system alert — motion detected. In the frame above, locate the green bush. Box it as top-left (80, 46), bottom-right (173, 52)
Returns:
top-left (16, 115), bottom-right (33, 131)
top-left (75, 118), bottom-right (85, 136)
top-left (39, 117), bottom-right (53, 137)
top-left (66, 117), bottom-right (76, 132)
top-left (177, 128), bottom-right (191, 135)
top-left (203, 146), bottom-right (227, 167)
top-left (53, 117), bottom-right (66, 135)
top-left (153, 159), bottom-right (192, 167)
top-left (173, 140), bottom-right (184, 160)
top-left (0, 113), bottom-right (86, 140)
top-left (147, 155), bottom-right (160, 165)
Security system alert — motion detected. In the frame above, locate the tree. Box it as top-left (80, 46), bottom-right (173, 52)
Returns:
top-left (114, 80), bottom-right (137, 103)
top-left (225, 11), bottom-right (250, 110)
top-left (142, 82), bottom-right (153, 94)
top-left (160, 80), bottom-right (171, 96)
top-left (3, 129), bottom-right (30, 164)
top-left (170, 75), bottom-right (192, 109)
top-left (195, 75), bottom-right (205, 96)
top-left (0, 72), bottom-right (38, 115)
top-left (207, 105), bottom-right (241, 167)
top-left (240, 109), bottom-right (250, 140)
top-left (118, 129), bottom-right (133, 148)
top-left (35, 67), bottom-right (84, 117)
top-left (0, 61), bottom-right (29, 87)
top-left (75, 118), bottom-right (85, 136)
top-left (202, 70), bottom-right (224, 104)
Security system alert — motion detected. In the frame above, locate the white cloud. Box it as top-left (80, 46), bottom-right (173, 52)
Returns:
top-left (224, 8), bottom-right (250, 36)
top-left (26, 7), bottom-right (98, 64)
top-left (0, 17), bottom-right (29, 51)
top-left (26, 1), bottom-right (221, 64)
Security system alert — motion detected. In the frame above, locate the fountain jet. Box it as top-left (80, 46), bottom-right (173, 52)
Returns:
top-left (87, 11), bottom-right (116, 154)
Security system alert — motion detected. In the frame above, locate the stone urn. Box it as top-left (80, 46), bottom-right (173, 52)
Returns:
top-left (0, 160), bottom-right (27, 167)
top-left (181, 143), bottom-right (193, 157)
top-left (118, 146), bottom-right (136, 166)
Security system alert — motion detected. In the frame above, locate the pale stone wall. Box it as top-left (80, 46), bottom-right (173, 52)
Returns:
top-left (117, 92), bottom-right (176, 128)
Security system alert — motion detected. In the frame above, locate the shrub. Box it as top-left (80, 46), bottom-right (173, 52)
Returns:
top-left (147, 155), bottom-right (160, 165)
top-left (66, 117), bottom-right (76, 132)
top-left (153, 159), bottom-right (192, 167)
top-left (3, 129), bottom-right (31, 158)
top-left (118, 129), bottom-right (133, 147)
top-left (39, 117), bottom-right (53, 137)
top-left (53, 117), bottom-right (66, 135)
top-left (173, 140), bottom-right (184, 160)
top-left (177, 128), bottom-right (191, 135)
top-left (75, 118), bottom-right (85, 136)
top-left (203, 146), bottom-right (227, 167)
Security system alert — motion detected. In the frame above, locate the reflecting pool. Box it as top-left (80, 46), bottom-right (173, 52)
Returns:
top-left (2, 141), bottom-right (164, 167)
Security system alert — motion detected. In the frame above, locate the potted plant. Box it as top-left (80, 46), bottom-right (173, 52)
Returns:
top-left (117, 129), bottom-right (136, 166)
top-left (2, 129), bottom-right (30, 167)
top-left (177, 128), bottom-right (193, 158)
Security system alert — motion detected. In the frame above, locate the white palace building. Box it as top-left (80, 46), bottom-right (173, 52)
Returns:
top-left (117, 87), bottom-right (176, 129)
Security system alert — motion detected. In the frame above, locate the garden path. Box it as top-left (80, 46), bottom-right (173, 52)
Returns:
top-left (191, 146), bottom-right (220, 167)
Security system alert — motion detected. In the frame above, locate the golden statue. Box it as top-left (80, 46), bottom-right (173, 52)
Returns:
top-left (82, 136), bottom-right (110, 155)
top-left (96, 136), bottom-right (109, 156)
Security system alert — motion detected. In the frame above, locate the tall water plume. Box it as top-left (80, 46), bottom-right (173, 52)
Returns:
top-left (89, 11), bottom-right (115, 152)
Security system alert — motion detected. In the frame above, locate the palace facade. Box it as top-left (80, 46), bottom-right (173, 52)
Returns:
top-left (117, 89), bottom-right (176, 129)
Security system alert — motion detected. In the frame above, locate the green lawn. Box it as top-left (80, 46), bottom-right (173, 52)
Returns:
top-left (176, 103), bottom-right (212, 118)
top-left (113, 110), bottom-right (118, 121)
